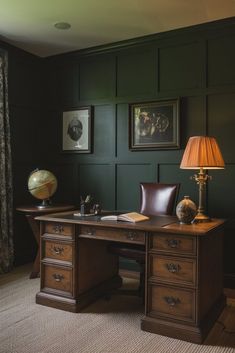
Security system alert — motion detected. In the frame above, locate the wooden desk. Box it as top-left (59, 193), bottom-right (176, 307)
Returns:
top-left (35, 211), bottom-right (225, 343)
top-left (16, 205), bottom-right (75, 278)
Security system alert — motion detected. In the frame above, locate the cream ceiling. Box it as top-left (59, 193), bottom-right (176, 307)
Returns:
top-left (0, 0), bottom-right (235, 57)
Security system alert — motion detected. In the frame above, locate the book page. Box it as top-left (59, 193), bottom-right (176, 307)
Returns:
top-left (119, 212), bottom-right (149, 222)
top-left (100, 215), bottom-right (118, 221)
top-left (101, 212), bottom-right (149, 222)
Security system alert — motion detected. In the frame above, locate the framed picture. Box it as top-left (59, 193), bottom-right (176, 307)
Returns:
top-left (129, 99), bottom-right (180, 150)
top-left (62, 106), bottom-right (92, 153)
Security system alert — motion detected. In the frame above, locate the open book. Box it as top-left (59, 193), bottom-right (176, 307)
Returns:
top-left (100, 212), bottom-right (149, 223)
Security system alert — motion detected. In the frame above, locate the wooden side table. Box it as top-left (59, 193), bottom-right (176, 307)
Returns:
top-left (16, 204), bottom-right (75, 279)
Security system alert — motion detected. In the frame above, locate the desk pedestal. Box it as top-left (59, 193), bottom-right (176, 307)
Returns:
top-left (16, 205), bottom-right (75, 278)
top-left (36, 231), bottom-right (122, 312)
top-left (141, 221), bottom-right (226, 343)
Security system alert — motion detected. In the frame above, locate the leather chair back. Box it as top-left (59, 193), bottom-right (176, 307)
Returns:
top-left (140, 183), bottom-right (180, 216)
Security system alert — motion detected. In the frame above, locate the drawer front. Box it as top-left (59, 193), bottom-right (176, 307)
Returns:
top-left (149, 254), bottom-right (196, 286)
top-left (42, 264), bottom-right (73, 296)
top-left (79, 226), bottom-right (145, 245)
top-left (148, 284), bottom-right (195, 322)
top-left (43, 240), bottom-right (73, 263)
top-left (44, 222), bottom-right (73, 237)
top-left (150, 233), bottom-right (196, 256)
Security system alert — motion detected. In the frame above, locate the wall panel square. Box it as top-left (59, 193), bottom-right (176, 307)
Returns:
top-left (159, 41), bottom-right (204, 91)
top-left (208, 93), bottom-right (235, 163)
top-left (180, 96), bottom-right (206, 147)
top-left (116, 164), bottom-right (153, 211)
top-left (80, 55), bottom-right (115, 100)
top-left (78, 164), bottom-right (115, 210)
top-left (93, 105), bottom-right (115, 157)
top-left (208, 35), bottom-right (235, 87)
top-left (208, 165), bottom-right (235, 218)
top-left (117, 47), bottom-right (156, 97)
top-left (116, 103), bottom-right (129, 157)
top-left (159, 164), bottom-right (198, 207)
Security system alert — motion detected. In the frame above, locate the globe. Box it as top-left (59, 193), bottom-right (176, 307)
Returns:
top-left (28, 169), bottom-right (58, 207)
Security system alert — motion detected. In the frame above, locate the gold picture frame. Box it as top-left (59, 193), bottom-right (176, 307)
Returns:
top-left (129, 99), bottom-right (180, 150)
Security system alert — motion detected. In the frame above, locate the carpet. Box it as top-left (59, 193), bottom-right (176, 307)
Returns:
top-left (0, 264), bottom-right (235, 353)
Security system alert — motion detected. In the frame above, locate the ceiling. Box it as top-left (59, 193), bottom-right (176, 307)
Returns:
top-left (0, 0), bottom-right (235, 58)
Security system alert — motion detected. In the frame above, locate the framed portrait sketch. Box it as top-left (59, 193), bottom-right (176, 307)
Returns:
top-left (62, 106), bottom-right (92, 153)
top-left (129, 99), bottom-right (180, 150)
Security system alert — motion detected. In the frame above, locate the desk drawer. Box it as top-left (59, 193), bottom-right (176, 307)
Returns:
top-left (44, 222), bottom-right (73, 238)
top-left (43, 239), bottom-right (73, 263)
top-left (148, 284), bottom-right (195, 322)
top-left (41, 263), bottom-right (73, 297)
top-left (149, 254), bottom-right (196, 286)
top-left (79, 226), bottom-right (145, 245)
top-left (150, 233), bottom-right (196, 256)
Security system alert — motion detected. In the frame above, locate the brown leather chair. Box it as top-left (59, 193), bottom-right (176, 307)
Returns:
top-left (108, 182), bottom-right (180, 299)
top-left (140, 182), bottom-right (180, 216)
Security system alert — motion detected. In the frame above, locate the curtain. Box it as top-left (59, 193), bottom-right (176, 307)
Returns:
top-left (0, 50), bottom-right (14, 273)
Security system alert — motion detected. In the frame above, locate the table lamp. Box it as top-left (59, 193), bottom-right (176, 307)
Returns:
top-left (180, 136), bottom-right (225, 222)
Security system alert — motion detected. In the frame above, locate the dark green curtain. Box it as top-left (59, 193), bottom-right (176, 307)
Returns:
top-left (0, 50), bottom-right (14, 273)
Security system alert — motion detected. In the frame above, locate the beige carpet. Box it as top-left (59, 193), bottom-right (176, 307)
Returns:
top-left (0, 264), bottom-right (235, 353)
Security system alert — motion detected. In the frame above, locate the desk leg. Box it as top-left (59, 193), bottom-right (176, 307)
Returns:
top-left (26, 215), bottom-right (40, 279)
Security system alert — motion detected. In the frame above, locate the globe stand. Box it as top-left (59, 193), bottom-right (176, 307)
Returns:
top-left (36, 198), bottom-right (53, 209)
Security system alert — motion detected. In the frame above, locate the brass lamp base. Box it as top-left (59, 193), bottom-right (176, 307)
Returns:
top-left (191, 168), bottom-right (212, 224)
top-left (192, 212), bottom-right (211, 223)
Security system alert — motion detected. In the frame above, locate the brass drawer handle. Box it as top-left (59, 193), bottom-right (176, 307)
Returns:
top-left (166, 239), bottom-right (181, 248)
top-left (52, 225), bottom-right (64, 234)
top-left (126, 232), bottom-right (136, 241)
top-left (52, 273), bottom-right (64, 282)
top-left (165, 263), bottom-right (181, 273)
top-left (51, 246), bottom-right (64, 255)
top-left (164, 296), bottom-right (181, 306)
top-left (84, 228), bottom-right (95, 236)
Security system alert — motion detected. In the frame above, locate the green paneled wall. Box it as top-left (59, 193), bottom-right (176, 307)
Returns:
top-left (208, 34), bottom-right (235, 86)
top-left (79, 164), bottom-right (115, 209)
top-left (117, 46), bottom-right (156, 97)
top-left (80, 55), bottom-right (116, 100)
top-left (159, 41), bottom-right (204, 91)
top-left (116, 164), bottom-right (153, 211)
top-left (159, 164), bottom-right (198, 204)
top-left (92, 105), bottom-right (116, 157)
top-left (208, 93), bottom-right (235, 162)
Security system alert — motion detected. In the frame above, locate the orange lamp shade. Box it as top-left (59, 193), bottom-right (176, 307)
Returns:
top-left (180, 136), bottom-right (225, 170)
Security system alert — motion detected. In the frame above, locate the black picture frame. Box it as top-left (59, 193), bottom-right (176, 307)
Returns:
top-left (129, 99), bottom-right (180, 150)
top-left (62, 106), bottom-right (92, 153)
